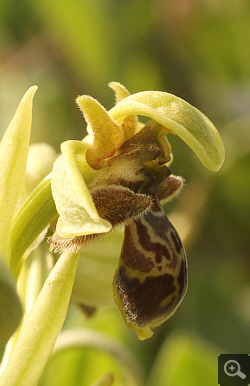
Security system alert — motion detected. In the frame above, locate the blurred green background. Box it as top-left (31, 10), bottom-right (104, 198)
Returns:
top-left (1, 0), bottom-right (249, 385)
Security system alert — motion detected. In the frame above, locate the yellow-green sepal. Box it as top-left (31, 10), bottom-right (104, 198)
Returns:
top-left (51, 140), bottom-right (112, 238)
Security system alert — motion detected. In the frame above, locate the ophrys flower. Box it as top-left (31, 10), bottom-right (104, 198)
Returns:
top-left (49, 82), bottom-right (224, 340)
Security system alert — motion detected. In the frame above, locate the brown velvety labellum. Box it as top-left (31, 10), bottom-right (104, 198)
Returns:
top-left (113, 195), bottom-right (187, 333)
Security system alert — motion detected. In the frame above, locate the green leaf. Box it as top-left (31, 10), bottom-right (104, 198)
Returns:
top-left (0, 86), bottom-right (37, 262)
top-left (109, 91), bottom-right (225, 172)
top-left (0, 250), bottom-right (79, 386)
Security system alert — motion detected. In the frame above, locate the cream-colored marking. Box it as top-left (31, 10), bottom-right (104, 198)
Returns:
top-left (122, 215), bottom-right (183, 281)
top-left (140, 215), bottom-right (181, 272)
top-left (160, 293), bottom-right (176, 308)
top-left (121, 222), bottom-right (155, 281)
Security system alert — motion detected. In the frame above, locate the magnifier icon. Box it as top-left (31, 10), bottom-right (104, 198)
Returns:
top-left (224, 360), bottom-right (246, 379)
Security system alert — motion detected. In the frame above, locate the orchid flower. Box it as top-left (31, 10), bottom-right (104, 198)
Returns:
top-left (49, 82), bottom-right (225, 340)
top-left (0, 81), bottom-right (224, 386)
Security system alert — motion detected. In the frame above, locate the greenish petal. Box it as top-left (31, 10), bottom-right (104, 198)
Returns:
top-left (0, 86), bottom-right (37, 262)
top-left (108, 81), bottom-right (130, 103)
top-left (109, 91), bottom-right (225, 172)
top-left (51, 140), bottom-right (111, 238)
top-left (109, 82), bottom-right (137, 142)
top-left (76, 96), bottom-right (124, 170)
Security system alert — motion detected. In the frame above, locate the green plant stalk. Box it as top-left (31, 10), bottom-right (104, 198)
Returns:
top-left (0, 250), bottom-right (80, 386)
top-left (10, 174), bottom-right (57, 279)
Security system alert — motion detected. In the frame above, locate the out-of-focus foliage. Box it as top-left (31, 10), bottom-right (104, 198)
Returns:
top-left (1, 0), bottom-right (249, 384)
top-left (148, 333), bottom-right (217, 386)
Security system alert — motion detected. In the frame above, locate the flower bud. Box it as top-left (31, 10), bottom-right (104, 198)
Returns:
top-left (25, 143), bottom-right (57, 194)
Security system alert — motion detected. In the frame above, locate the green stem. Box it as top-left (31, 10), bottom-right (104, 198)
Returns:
top-left (10, 174), bottom-right (57, 279)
